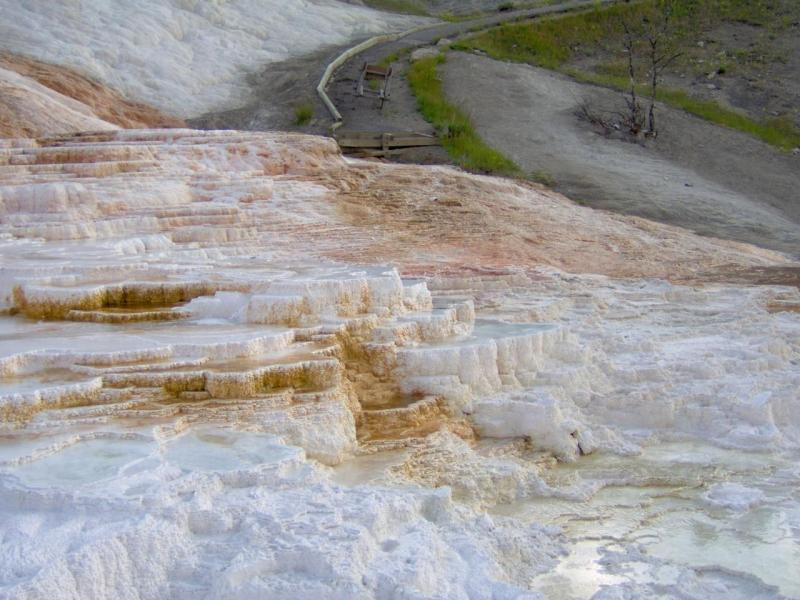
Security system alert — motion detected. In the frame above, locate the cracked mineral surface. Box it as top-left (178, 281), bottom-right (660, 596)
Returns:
top-left (0, 129), bottom-right (798, 598)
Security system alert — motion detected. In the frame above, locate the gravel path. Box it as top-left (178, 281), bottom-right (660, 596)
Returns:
top-left (328, 1), bottom-right (615, 132)
top-left (192, 0), bottom-right (616, 146)
top-left (442, 52), bottom-right (800, 257)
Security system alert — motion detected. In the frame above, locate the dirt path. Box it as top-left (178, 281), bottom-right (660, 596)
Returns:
top-left (327, 0), bottom-right (616, 138)
top-left (356, 0), bottom-right (560, 17)
top-left (442, 52), bottom-right (800, 257)
top-left (191, 1), bottom-right (615, 146)
top-left (188, 44), bottom-right (348, 136)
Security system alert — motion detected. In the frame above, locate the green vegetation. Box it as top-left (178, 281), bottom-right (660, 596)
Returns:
top-left (456, 0), bottom-right (792, 67)
top-left (378, 48), bottom-right (410, 68)
top-left (360, 0), bottom-right (430, 16)
top-left (454, 0), bottom-right (800, 150)
top-left (529, 169), bottom-right (557, 187)
top-left (407, 55), bottom-right (519, 175)
top-left (454, 6), bottom-right (617, 69)
top-left (293, 102), bottom-right (315, 126)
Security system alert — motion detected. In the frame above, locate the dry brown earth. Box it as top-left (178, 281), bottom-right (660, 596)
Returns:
top-left (442, 52), bottom-right (800, 258)
top-left (0, 53), bottom-right (184, 136)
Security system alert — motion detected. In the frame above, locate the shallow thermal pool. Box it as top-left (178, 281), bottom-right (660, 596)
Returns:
top-left (0, 368), bottom-right (92, 395)
top-left (431, 319), bottom-right (559, 347)
top-left (0, 316), bottom-right (290, 358)
top-left (12, 438), bottom-right (155, 488)
top-left (3, 421), bottom-right (797, 598)
top-left (2, 428), bottom-right (301, 492)
top-left (492, 442), bottom-right (800, 599)
top-left (325, 436), bottom-right (800, 596)
top-left (164, 429), bottom-right (298, 473)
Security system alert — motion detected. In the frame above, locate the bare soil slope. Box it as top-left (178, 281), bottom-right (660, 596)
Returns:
top-left (443, 52), bottom-right (800, 257)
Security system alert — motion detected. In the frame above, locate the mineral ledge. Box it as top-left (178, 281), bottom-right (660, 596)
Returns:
top-left (0, 130), bottom-right (798, 599)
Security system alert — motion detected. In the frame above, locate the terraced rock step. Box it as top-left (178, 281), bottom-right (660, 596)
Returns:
top-left (0, 128), bottom-right (797, 599)
top-left (66, 307), bottom-right (190, 323)
top-left (359, 395), bottom-right (451, 442)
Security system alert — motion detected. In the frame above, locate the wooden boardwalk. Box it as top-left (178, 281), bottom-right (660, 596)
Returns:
top-left (335, 130), bottom-right (439, 156)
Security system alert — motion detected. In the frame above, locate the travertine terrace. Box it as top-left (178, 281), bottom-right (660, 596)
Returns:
top-left (1, 129), bottom-right (799, 598)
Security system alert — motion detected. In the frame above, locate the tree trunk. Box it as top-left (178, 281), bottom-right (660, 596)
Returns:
top-left (648, 40), bottom-right (658, 135)
top-left (623, 25), bottom-right (641, 135)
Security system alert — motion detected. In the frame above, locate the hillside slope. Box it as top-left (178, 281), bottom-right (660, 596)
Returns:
top-left (0, 67), bottom-right (119, 138)
top-left (0, 53), bottom-right (185, 132)
top-left (0, 0), bottom-right (425, 118)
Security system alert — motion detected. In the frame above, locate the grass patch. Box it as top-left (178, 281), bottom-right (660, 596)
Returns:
top-left (378, 48), bottom-right (410, 68)
top-left (455, 0), bottom-right (800, 150)
top-left (293, 102), bottom-right (314, 126)
top-left (454, 3), bottom-right (644, 69)
top-left (407, 55), bottom-right (519, 175)
top-left (360, 0), bottom-right (429, 16)
top-left (528, 169), bottom-right (557, 187)
top-left (457, 0), bottom-right (794, 67)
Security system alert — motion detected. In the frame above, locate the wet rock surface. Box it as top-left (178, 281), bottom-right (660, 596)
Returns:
top-left (0, 129), bottom-right (798, 598)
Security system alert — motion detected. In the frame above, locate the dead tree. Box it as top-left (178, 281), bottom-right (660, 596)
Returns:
top-left (642, 3), bottom-right (682, 135)
top-left (622, 1), bottom-right (682, 137)
top-left (580, 1), bottom-right (683, 140)
top-left (621, 18), bottom-right (644, 136)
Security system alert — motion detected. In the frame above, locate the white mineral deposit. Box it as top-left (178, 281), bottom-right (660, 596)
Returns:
top-left (0, 0), bottom-right (425, 117)
top-left (0, 128), bottom-right (796, 599)
top-left (0, 2), bottom-right (798, 596)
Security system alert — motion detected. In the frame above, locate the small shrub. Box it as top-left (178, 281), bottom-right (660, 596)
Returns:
top-left (379, 50), bottom-right (402, 68)
top-left (444, 121), bottom-right (471, 138)
top-left (293, 102), bottom-right (314, 126)
top-left (570, 69), bottom-right (800, 150)
top-left (529, 170), bottom-right (557, 187)
top-left (360, 0), bottom-right (428, 16)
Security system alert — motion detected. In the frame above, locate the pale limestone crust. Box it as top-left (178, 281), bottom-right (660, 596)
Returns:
top-left (0, 0), bottom-right (426, 117)
top-left (0, 129), bottom-right (798, 598)
top-left (0, 67), bottom-right (119, 137)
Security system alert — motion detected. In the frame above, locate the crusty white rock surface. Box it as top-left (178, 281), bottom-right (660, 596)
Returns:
top-left (0, 67), bottom-right (118, 138)
top-left (0, 129), bottom-right (798, 598)
top-left (0, 52), bottom-right (186, 136)
top-left (0, 0), bottom-right (425, 117)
